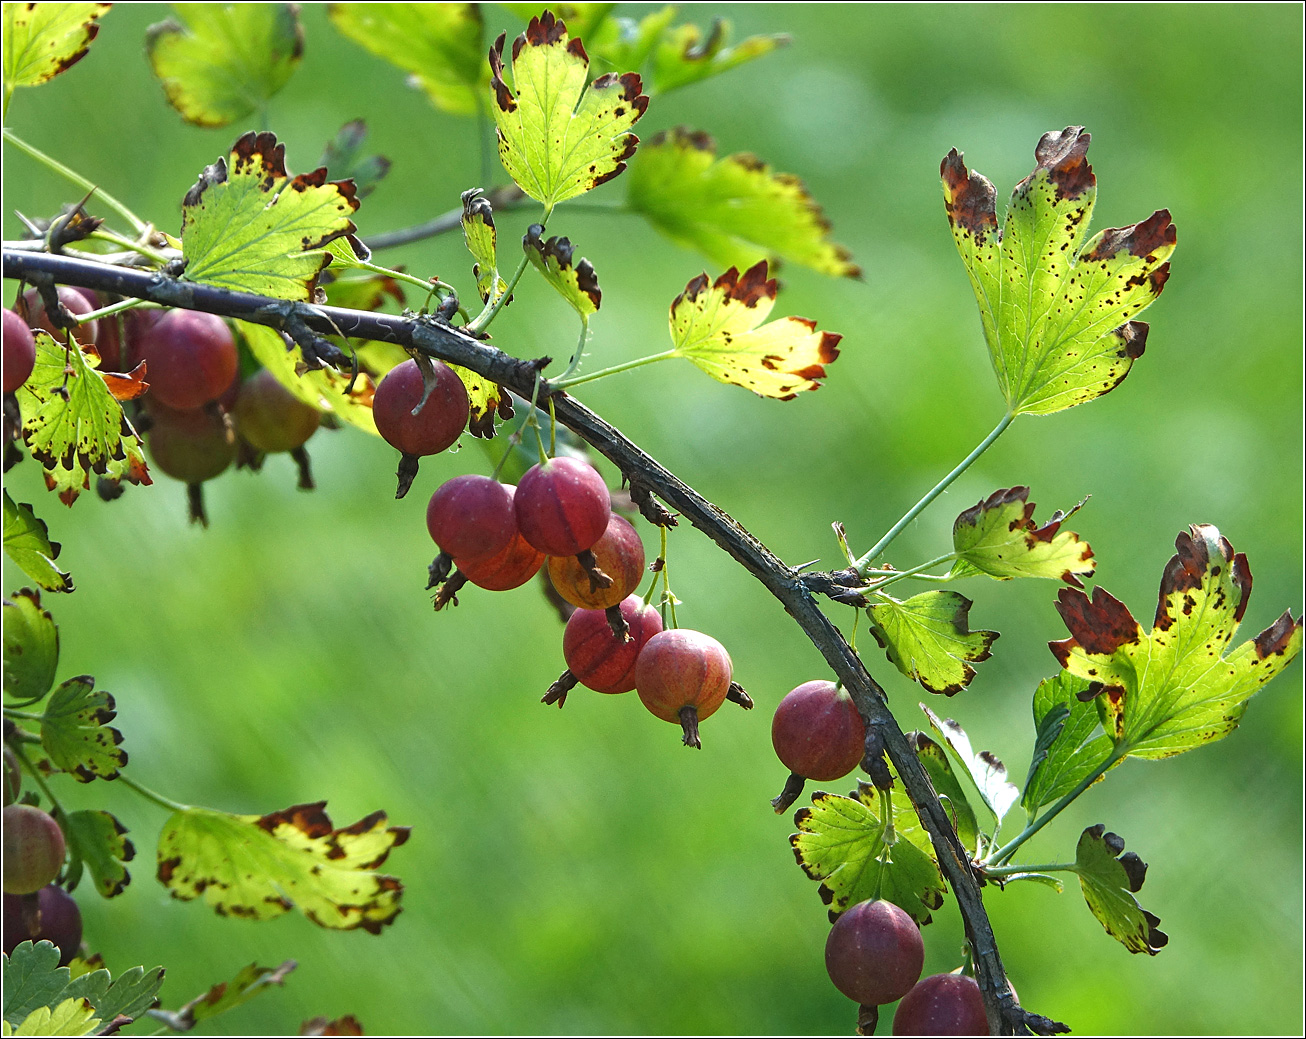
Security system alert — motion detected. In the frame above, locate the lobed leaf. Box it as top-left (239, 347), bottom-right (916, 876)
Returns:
top-left (329, 3), bottom-right (485, 115)
top-left (909, 733), bottom-right (981, 852)
top-left (461, 189), bottom-right (508, 307)
top-left (2, 3), bottom-right (108, 96)
top-left (1073, 825), bottom-right (1166, 954)
top-left (4, 997), bottom-right (98, 1036)
top-left (40, 677), bottom-right (126, 782)
top-left (145, 4), bottom-right (302, 127)
top-left (451, 365), bottom-right (513, 441)
top-left (1051, 524), bottom-right (1303, 759)
top-left (62, 809), bottom-right (134, 897)
top-left (156, 801), bottom-right (409, 932)
top-left (3, 588), bottom-right (60, 704)
top-left (868, 590), bottom-right (998, 696)
top-left (180, 132), bottom-right (359, 300)
top-left (790, 791), bottom-right (945, 925)
top-left (2, 496), bottom-right (72, 594)
top-left (168, 961), bottom-right (296, 1029)
top-left (942, 127), bottom-right (1175, 415)
top-left (319, 120), bottom-right (391, 199)
top-left (921, 706), bottom-right (1019, 827)
top-left (668, 261), bottom-right (840, 398)
top-left (523, 224), bottom-right (600, 318)
top-left (501, 3), bottom-right (616, 42)
top-left (489, 11), bottom-right (648, 209)
top-left (951, 486), bottom-right (1095, 586)
top-left (648, 18), bottom-right (789, 94)
top-left (1021, 672), bottom-right (1116, 816)
top-left (2, 942), bottom-right (162, 1030)
top-left (627, 127), bottom-right (859, 278)
top-left (16, 331), bottom-right (151, 507)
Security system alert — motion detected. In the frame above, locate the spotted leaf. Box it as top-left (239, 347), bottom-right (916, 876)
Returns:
top-left (2, 587), bottom-right (60, 704)
top-left (951, 486), bottom-right (1095, 586)
top-left (461, 189), bottom-right (507, 307)
top-left (921, 706), bottom-right (1020, 827)
top-left (1051, 524), bottom-right (1302, 759)
top-left (39, 676), bottom-right (125, 782)
top-left (62, 809), bottom-right (133, 897)
top-left (1073, 825), bottom-right (1166, 955)
top-left (3, 498), bottom-right (72, 596)
top-left (942, 127), bottom-right (1175, 415)
top-left (868, 590), bottom-right (998, 695)
top-left (523, 223), bottom-right (600, 318)
top-left (2, 3), bottom-right (108, 99)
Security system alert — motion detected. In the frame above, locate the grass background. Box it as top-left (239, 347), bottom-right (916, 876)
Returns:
top-left (3, 3), bottom-right (1302, 1034)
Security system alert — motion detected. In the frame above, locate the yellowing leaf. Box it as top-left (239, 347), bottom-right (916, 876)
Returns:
top-left (16, 331), bottom-right (151, 507)
top-left (1073, 825), bottom-right (1167, 955)
top-left (1051, 524), bottom-right (1303, 759)
top-left (2, 3), bottom-right (108, 98)
top-left (449, 364), bottom-right (512, 440)
top-left (628, 128), bottom-right (858, 278)
top-left (943, 127), bottom-right (1175, 415)
top-left (145, 4), bottom-right (303, 127)
top-left (329, 3), bottom-right (485, 115)
top-left (157, 801), bottom-right (409, 932)
top-left (461, 189), bottom-right (507, 306)
top-left (7, 998), bottom-right (98, 1037)
top-left (523, 224), bottom-right (600, 318)
top-left (181, 132), bottom-right (359, 300)
top-left (489, 11), bottom-right (648, 208)
top-left (951, 485), bottom-right (1095, 586)
top-left (648, 18), bottom-right (788, 94)
top-left (867, 590), bottom-right (998, 696)
top-left (669, 261), bottom-right (840, 399)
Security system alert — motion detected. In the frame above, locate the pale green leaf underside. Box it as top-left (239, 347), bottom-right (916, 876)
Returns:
top-left (921, 706), bottom-right (1020, 827)
top-left (912, 734), bottom-right (981, 852)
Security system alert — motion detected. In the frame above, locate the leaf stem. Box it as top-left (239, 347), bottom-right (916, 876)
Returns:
top-left (854, 411), bottom-right (1015, 575)
top-left (550, 349), bottom-right (678, 391)
top-left (469, 251), bottom-right (531, 333)
top-left (556, 315), bottom-right (590, 383)
top-left (11, 744), bottom-right (66, 819)
top-left (982, 862), bottom-right (1076, 877)
top-left (78, 296), bottom-right (149, 324)
top-left (117, 773), bottom-right (192, 814)
top-left (860, 552), bottom-right (959, 594)
top-left (351, 259), bottom-right (451, 301)
top-left (88, 229), bottom-right (172, 265)
top-left (2, 129), bottom-right (147, 234)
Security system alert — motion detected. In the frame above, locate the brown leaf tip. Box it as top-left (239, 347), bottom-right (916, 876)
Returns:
top-left (488, 33), bottom-right (516, 113)
top-left (716, 260), bottom-right (777, 307)
top-left (941, 150), bottom-right (999, 242)
top-left (1035, 126), bottom-right (1094, 199)
top-left (1082, 209), bottom-right (1177, 263)
top-left (525, 10), bottom-right (568, 48)
top-left (1254, 611), bottom-right (1303, 659)
top-left (1053, 585), bottom-right (1140, 663)
top-left (462, 188), bottom-right (496, 230)
top-left (654, 126), bottom-right (715, 152)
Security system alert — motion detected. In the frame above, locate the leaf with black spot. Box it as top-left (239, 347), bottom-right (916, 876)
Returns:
top-left (156, 801), bottom-right (409, 932)
top-left (3, 588), bottom-right (60, 705)
top-left (951, 486), bottom-right (1094, 587)
top-left (62, 810), bottom-right (133, 897)
top-left (461, 189), bottom-right (508, 307)
top-left (523, 224), bottom-right (600, 318)
top-left (868, 590), bottom-right (998, 695)
top-left (1073, 825), bottom-right (1166, 954)
top-left (942, 127), bottom-right (1175, 415)
top-left (1051, 524), bottom-right (1303, 759)
top-left (39, 677), bottom-right (125, 782)
top-left (163, 960), bottom-right (296, 1030)
top-left (2, 3), bottom-right (109, 99)
top-left (921, 706), bottom-right (1019, 828)
top-left (647, 17), bottom-right (788, 94)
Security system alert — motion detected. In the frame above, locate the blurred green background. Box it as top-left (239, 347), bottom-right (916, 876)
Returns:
top-left (3, 3), bottom-right (1302, 1034)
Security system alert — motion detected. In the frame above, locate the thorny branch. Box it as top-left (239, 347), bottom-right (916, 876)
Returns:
top-left (1, 248), bottom-right (1065, 1036)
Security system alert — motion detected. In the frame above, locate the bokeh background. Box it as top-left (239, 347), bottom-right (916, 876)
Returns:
top-left (3, 3), bottom-right (1302, 1034)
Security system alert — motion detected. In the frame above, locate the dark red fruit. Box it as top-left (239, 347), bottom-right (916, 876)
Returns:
top-left (3, 309), bottom-right (36, 393)
top-left (21, 286), bottom-right (99, 346)
top-left (457, 530), bottom-right (545, 591)
top-left (824, 898), bottom-right (924, 1007)
top-left (426, 476), bottom-right (516, 561)
top-left (372, 358), bottom-right (469, 457)
top-left (2, 804), bottom-right (66, 895)
top-left (548, 513), bottom-right (645, 610)
top-left (3, 885), bottom-right (82, 965)
top-left (136, 309), bottom-right (238, 410)
top-left (635, 628), bottom-right (732, 747)
top-left (145, 403), bottom-right (236, 484)
top-left (515, 456), bottom-right (611, 557)
top-left (564, 595), bottom-right (663, 694)
top-left (772, 680), bottom-right (867, 781)
top-left (893, 973), bottom-right (987, 1035)
top-left (233, 369), bottom-right (321, 453)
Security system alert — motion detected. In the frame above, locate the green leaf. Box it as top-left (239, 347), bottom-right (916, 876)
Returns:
top-left (648, 19), bottom-right (788, 94)
top-left (461, 189), bottom-right (508, 307)
top-left (909, 733), bottom-right (980, 852)
top-left (181, 131), bottom-right (359, 300)
top-left (3, 588), bottom-right (60, 704)
top-left (62, 810), bottom-right (133, 897)
top-left (1073, 825), bottom-right (1166, 954)
top-left (790, 791), bottom-right (945, 925)
top-left (951, 486), bottom-right (1095, 586)
top-left (1001, 872), bottom-right (1064, 892)
top-left (40, 677), bottom-right (126, 782)
top-left (1021, 672), bottom-right (1116, 816)
top-left (319, 120), bottom-right (391, 199)
top-left (921, 706), bottom-right (1020, 827)
top-left (668, 261), bottom-right (841, 399)
top-left (16, 331), bottom-right (151, 507)
top-left (2, 942), bottom-right (162, 1029)
top-left (489, 11), bottom-right (648, 209)
top-left (523, 224), bottom-right (600, 318)
top-left (1051, 524), bottom-right (1304, 759)
top-left (627, 128), bottom-right (858, 278)
top-left (868, 590), bottom-right (999, 696)
top-left (167, 961), bottom-right (296, 1028)
top-left (329, 3), bottom-right (485, 116)
top-left (145, 4), bottom-right (302, 128)
top-left (156, 801), bottom-right (409, 932)
top-left (942, 127), bottom-right (1176, 415)
top-left (5, 997), bottom-right (98, 1036)
top-left (584, 7), bottom-right (676, 76)
top-left (2, 496), bottom-right (72, 594)
top-left (2, 3), bottom-right (109, 97)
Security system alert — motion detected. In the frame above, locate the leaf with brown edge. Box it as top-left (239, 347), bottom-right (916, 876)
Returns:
top-left (668, 261), bottom-right (840, 398)
top-left (300, 1014), bottom-right (364, 1036)
top-left (451, 365), bottom-right (513, 440)
top-left (951, 486), bottom-right (1095, 587)
top-left (96, 361), bottom-right (149, 403)
top-left (62, 809), bottom-right (134, 897)
top-left (488, 11), bottom-right (648, 208)
top-left (3, 587), bottom-right (60, 703)
top-left (166, 961), bottom-right (297, 1029)
top-left (3, 496), bottom-right (73, 595)
top-left (461, 189), bottom-right (507, 306)
top-left (523, 224), bottom-right (600, 318)
top-left (943, 127), bottom-right (1176, 415)
top-left (647, 18), bottom-right (788, 95)
top-left (867, 590), bottom-right (998, 696)
top-left (1050, 524), bottom-right (1303, 759)
top-left (156, 801), bottom-right (409, 932)
top-left (40, 676), bottom-right (126, 782)
top-left (626, 127), bottom-right (859, 278)
top-left (1073, 825), bottom-right (1167, 955)
top-left (2, 3), bottom-right (109, 97)
top-left (920, 706), bottom-right (1020, 827)
top-left (181, 132), bottom-right (359, 300)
